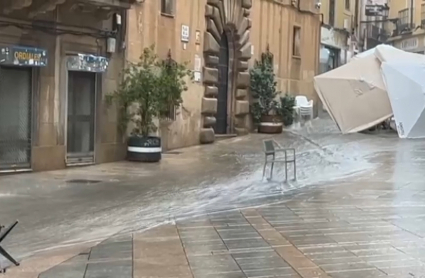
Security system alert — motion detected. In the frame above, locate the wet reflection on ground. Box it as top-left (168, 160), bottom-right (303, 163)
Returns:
top-left (0, 115), bottom-right (422, 267)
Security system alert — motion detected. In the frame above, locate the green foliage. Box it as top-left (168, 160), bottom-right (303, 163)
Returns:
top-left (277, 94), bottom-right (296, 126)
top-left (250, 47), bottom-right (280, 123)
top-left (106, 46), bottom-right (192, 137)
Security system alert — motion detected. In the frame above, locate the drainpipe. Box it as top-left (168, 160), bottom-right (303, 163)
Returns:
top-left (410, 0), bottom-right (414, 28)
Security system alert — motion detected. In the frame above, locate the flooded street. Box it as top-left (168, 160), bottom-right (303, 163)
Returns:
top-left (0, 116), bottom-right (422, 268)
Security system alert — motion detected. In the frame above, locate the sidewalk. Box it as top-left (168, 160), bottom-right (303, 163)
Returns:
top-left (9, 175), bottom-right (425, 278)
top-left (3, 117), bottom-right (425, 277)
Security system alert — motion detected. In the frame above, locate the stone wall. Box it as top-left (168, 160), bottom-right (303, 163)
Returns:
top-left (127, 0), bottom-right (320, 150)
top-left (250, 0), bottom-right (321, 114)
top-left (0, 3), bottom-right (126, 171)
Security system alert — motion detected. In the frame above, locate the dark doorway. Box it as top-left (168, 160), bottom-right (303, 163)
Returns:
top-left (0, 67), bottom-right (32, 170)
top-left (67, 71), bottom-right (96, 165)
top-left (214, 32), bottom-right (230, 135)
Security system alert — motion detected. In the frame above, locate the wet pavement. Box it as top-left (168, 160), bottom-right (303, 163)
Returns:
top-left (2, 116), bottom-right (425, 277)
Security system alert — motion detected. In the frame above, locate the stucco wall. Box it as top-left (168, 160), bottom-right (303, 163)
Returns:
top-left (0, 5), bottom-right (126, 171)
top-left (250, 0), bottom-right (320, 109)
top-left (127, 1), bottom-right (206, 151)
top-left (127, 0), bottom-right (320, 150)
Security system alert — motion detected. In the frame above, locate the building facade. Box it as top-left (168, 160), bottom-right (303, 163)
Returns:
top-left (0, 0), bottom-right (321, 172)
top-left (355, 0), bottom-right (425, 53)
top-left (318, 0), bottom-right (357, 73)
top-left (385, 0), bottom-right (425, 53)
top-left (0, 0), bottom-right (133, 172)
top-left (128, 0), bottom-right (321, 151)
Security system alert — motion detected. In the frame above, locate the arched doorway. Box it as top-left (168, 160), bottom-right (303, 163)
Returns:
top-left (214, 32), bottom-right (229, 134)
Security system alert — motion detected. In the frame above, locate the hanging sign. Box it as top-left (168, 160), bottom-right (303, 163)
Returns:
top-left (0, 46), bottom-right (47, 67)
top-left (181, 25), bottom-right (190, 42)
top-left (67, 54), bottom-right (109, 72)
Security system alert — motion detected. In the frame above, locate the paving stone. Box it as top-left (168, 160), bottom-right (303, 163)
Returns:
top-left (327, 269), bottom-right (387, 278)
top-left (192, 271), bottom-right (246, 278)
top-left (188, 254), bottom-right (240, 270)
top-left (133, 263), bottom-right (193, 278)
top-left (380, 265), bottom-right (425, 276)
top-left (320, 262), bottom-right (376, 273)
top-left (89, 240), bottom-right (132, 260)
top-left (218, 231), bottom-right (260, 240)
top-left (243, 266), bottom-right (297, 277)
top-left (230, 250), bottom-right (277, 259)
top-left (370, 259), bottom-right (422, 268)
top-left (38, 254), bottom-right (88, 278)
top-left (85, 260), bottom-right (132, 278)
top-left (236, 256), bottom-right (291, 270)
top-left (185, 243), bottom-right (229, 255)
top-left (291, 236), bottom-right (337, 246)
top-left (312, 256), bottom-right (365, 266)
top-left (133, 224), bottom-right (192, 278)
top-left (224, 238), bottom-right (270, 250)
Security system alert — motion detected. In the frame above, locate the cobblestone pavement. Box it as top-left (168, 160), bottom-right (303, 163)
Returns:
top-left (30, 177), bottom-right (425, 278)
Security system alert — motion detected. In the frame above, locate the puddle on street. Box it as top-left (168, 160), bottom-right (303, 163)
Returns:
top-left (1, 116), bottom-right (424, 264)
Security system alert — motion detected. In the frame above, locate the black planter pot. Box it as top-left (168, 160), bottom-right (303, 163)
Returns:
top-left (127, 135), bottom-right (162, 162)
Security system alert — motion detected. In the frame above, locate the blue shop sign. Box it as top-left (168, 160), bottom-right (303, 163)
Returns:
top-left (67, 54), bottom-right (109, 73)
top-left (0, 46), bottom-right (47, 67)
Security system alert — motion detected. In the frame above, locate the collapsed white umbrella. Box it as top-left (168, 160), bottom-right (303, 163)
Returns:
top-left (381, 61), bottom-right (425, 138)
top-left (375, 44), bottom-right (425, 63)
top-left (314, 52), bottom-right (392, 133)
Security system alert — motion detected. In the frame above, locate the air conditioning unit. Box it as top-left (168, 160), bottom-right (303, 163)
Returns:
top-left (343, 19), bottom-right (349, 30)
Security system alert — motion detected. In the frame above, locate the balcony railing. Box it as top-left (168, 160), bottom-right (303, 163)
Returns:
top-left (367, 25), bottom-right (389, 42)
top-left (78, 0), bottom-right (134, 9)
top-left (396, 22), bottom-right (415, 35)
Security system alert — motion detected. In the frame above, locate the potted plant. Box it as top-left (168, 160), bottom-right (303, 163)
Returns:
top-left (106, 46), bottom-right (192, 162)
top-left (250, 48), bottom-right (282, 134)
top-left (278, 94), bottom-right (296, 126)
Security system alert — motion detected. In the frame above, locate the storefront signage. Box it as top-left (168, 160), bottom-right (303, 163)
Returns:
top-left (400, 38), bottom-right (419, 51)
top-left (0, 46), bottom-right (47, 67)
top-left (320, 27), bottom-right (345, 49)
top-left (365, 5), bottom-right (386, 16)
top-left (67, 54), bottom-right (109, 72)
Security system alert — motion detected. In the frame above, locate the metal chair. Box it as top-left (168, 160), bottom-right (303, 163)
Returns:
top-left (0, 221), bottom-right (19, 271)
top-left (262, 140), bottom-right (296, 182)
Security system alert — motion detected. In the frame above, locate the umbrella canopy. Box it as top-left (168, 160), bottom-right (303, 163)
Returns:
top-left (375, 44), bottom-right (425, 63)
top-left (381, 61), bottom-right (425, 138)
top-left (314, 51), bottom-right (392, 133)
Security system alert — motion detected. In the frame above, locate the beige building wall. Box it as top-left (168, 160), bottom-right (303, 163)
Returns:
top-left (320, 0), bottom-right (356, 29)
top-left (127, 0), bottom-right (206, 151)
top-left (387, 0), bottom-right (425, 53)
top-left (127, 0), bottom-right (321, 151)
top-left (0, 1), bottom-right (130, 172)
top-left (250, 0), bottom-right (320, 104)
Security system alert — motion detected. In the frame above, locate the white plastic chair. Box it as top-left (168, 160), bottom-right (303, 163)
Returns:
top-left (294, 96), bottom-right (313, 121)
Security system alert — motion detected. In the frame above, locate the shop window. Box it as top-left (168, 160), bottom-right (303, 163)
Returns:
top-left (421, 4), bottom-right (425, 27)
top-left (345, 0), bottom-right (350, 10)
top-left (292, 26), bottom-right (301, 57)
top-left (398, 8), bottom-right (410, 30)
top-left (161, 0), bottom-right (174, 16)
top-left (329, 0), bottom-right (335, 26)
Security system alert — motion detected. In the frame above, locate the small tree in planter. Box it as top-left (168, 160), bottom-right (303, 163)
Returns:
top-left (106, 46), bottom-right (192, 162)
top-left (250, 47), bottom-right (282, 134)
top-left (278, 94), bottom-right (296, 126)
